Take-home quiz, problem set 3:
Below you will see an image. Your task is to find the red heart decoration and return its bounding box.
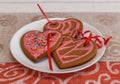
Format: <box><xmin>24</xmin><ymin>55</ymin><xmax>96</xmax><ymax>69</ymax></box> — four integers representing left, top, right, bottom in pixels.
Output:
<box><xmin>20</xmin><ymin>30</ymin><xmax>62</xmax><ymax>62</ymax></box>
<box><xmin>53</xmin><ymin>36</ymin><xmax>97</xmax><ymax>69</ymax></box>
<box><xmin>44</xmin><ymin>18</ymin><xmax>83</xmax><ymax>37</ymax></box>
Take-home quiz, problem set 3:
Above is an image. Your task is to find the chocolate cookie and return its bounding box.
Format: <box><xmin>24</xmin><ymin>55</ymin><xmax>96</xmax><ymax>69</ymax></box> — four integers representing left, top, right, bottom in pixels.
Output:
<box><xmin>44</xmin><ymin>18</ymin><xmax>83</xmax><ymax>37</ymax></box>
<box><xmin>52</xmin><ymin>36</ymin><xmax>97</xmax><ymax>69</ymax></box>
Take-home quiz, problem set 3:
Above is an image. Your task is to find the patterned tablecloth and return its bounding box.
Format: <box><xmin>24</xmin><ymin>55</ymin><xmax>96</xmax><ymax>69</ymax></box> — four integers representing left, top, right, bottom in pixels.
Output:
<box><xmin>0</xmin><ymin>13</ymin><xmax>120</xmax><ymax>84</ymax></box>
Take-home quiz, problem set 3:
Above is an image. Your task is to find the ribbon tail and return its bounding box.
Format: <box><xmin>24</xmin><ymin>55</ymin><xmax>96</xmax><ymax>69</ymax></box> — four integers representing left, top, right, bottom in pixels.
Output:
<box><xmin>47</xmin><ymin>34</ymin><xmax>53</xmax><ymax>71</ymax></box>
<box><xmin>104</xmin><ymin>36</ymin><xmax>112</xmax><ymax>45</ymax></box>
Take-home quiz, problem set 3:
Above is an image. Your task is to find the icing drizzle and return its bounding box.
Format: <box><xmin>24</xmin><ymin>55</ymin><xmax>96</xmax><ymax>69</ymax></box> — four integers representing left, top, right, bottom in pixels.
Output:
<box><xmin>55</xmin><ymin>36</ymin><xmax>95</xmax><ymax>63</ymax></box>
<box><xmin>45</xmin><ymin>18</ymin><xmax>83</xmax><ymax>37</ymax></box>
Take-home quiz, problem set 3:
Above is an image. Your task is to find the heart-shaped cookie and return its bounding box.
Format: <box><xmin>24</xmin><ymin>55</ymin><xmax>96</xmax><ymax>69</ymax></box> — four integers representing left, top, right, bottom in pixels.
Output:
<box><xmin>20</xmin><ymin>30</ymin><xmax>62</xmax><ymax>62</ymax></box>
<box><xmin>52</xmin><ymin>36</ymin><xmax>97</xmax><ymax>69</ymax></box>
<box><xmin>44</xmin><ymin>18</ymin><xmax>83</xmax><ymax>37</ymax></box>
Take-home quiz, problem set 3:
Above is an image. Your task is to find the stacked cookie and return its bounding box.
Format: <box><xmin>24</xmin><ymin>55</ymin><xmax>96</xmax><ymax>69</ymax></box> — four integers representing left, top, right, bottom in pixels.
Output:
<box><xmin>20</xmin><ymin>18</ymin><xmax>97</xmax><ymax>69</ymax></box>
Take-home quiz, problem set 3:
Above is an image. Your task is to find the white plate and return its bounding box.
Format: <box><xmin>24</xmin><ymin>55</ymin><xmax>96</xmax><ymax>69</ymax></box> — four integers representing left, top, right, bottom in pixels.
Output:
<box><xmin>10</xmin><ymin>18</ymin><xmax>106</xmax><ymax>74</ymax></box>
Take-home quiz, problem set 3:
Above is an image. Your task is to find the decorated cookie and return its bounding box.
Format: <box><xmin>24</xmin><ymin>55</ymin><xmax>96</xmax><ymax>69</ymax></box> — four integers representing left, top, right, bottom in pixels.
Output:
<box><xmin>52</xmin><ymin>36</ymin><xmax>97</xmax><ymax>69</ymax></box>
<box><xmin>20</xmin><ymin>30</ymin><xmax>62</xmax><ymax>62</ymax></box>
<box><xmin>44</xmin><ymin>18</ymin><xmax>83</xmax><ymax>37</ymax></box>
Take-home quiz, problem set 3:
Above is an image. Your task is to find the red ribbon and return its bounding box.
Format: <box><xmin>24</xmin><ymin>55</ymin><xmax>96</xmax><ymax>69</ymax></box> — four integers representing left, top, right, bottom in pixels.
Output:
<box><xmin>37</xmin><ymin>3</ymin><xmax>50</xmax><ymax>22</ymax></box>
<box><xmin>76</xmin><ymin>30</ymin><xmax>112</xmax><ymax>48</ymax></box>
<box><xmin>47</xmin><ymin>33</ymin><xmax>53</xmax><ymax>71</ymax></box>
<box><xmin>83</xmin><ymin>30</ymin><xmax>92</xmax><ymax>46</ymax></box>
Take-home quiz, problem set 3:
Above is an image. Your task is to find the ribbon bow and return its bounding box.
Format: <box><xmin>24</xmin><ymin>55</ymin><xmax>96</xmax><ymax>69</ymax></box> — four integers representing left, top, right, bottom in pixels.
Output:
<box><xmin>75</xmin><ymin>30</ymin><xmax>112</xmax><ymax>48</ymax></box>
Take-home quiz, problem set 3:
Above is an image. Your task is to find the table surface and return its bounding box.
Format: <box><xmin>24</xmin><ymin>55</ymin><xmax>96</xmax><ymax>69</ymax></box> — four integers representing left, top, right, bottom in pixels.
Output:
<box><xmin>0</xmin><ymin>13</ymin><xmax>120</xmax><ymax>84</ymax></box>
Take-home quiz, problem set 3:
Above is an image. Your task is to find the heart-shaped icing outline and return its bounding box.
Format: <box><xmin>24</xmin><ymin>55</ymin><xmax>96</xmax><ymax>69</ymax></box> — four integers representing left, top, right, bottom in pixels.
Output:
<box><xmin>20</xmin><ymin>30</ymin><xmax>62</xmax><ymax>62</ymax></box>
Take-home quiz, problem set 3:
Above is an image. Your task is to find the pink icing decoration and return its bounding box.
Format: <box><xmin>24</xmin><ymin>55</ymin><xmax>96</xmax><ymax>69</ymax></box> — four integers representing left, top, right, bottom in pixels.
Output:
<box><xmin>45</xmin><ymin>19</ymin><xmax>82</xmax><ymax>36</ymax></box>
<box><xmin>55</xmin><ymin>37</ymin><xmax>94</xmax><ymax>63</ymax></box>
<box><xmin>22</xmin><ymin>30</ymin><xmax>61</xmax><ymax>59</ymax></box>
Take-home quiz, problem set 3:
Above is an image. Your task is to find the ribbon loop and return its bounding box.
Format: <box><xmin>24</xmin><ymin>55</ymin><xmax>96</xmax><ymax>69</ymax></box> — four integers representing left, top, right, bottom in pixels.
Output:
<box><xmin>83</xmin><ymin>30</ymin><xmax>92</xmax><ymax>46</ymax></box>
<box><xmin>92</xmin><ymin>36</ymin><xmax>104</xmax><ymax>48</ymax></box>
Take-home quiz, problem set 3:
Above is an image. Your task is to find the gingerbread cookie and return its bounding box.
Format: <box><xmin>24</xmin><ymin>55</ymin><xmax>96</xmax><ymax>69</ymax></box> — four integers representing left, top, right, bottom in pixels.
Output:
<box><xmin>52</xmin><ymin>36</ymin><xmax>97</xmax><ymax>69</ymax></box>
<box><xmin>44</xmin><ymin>18</ymin><xmax>83</xmax><ymax>37</ymax></box>
<box><xmin>20</xmin><ymin>30</ymin><xmax>62</xmax><ymax>62</ymax></box>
